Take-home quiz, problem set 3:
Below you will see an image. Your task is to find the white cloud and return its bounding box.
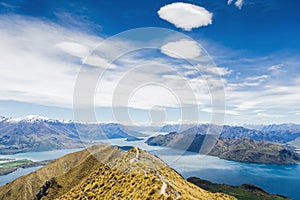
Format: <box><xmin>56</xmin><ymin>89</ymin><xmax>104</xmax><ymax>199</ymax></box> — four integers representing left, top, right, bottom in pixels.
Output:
<box><xmin>0</xmin><ymin>15</ymin><xmax>216</xmax><ymax>112</ymax></box>
<box><xmin>1</xmin><ymin>15</ymin><xmax>299</xmax><ymax>124</ymax></box>
<box><xmin>235</xmin><ymin>0</ymin><xmax>244</xmax><ymax>9</ymax></box>
<box><xmin>160</xmin><ymin>39</ymin><xmax>201</xmax><ymax>59</ymax></box>
<box><xmin>224</xmin><ymin>74</ymin><xmax>300</xmax><ymax>123</ymax></box>
<box><xmin>228</xmin><ymin>75</ymin><xmax>268</xmax><ymax>87</ymax></box>
<box><xmin>181</xmin><ymin>65</ymin><xmax>232</xmax><ymax>77</ymax></box>
<box><xmin>0</xmin><ymin>15</ymin><xmax>102</xmax><ymax>107</ymax></box>
<box><xmin>202</xmin><ymin>66</ymin><xmax>232</xmax><ymax>76</ymax></box>
<box><xmin>55</xmin><ymin>42</ymin><xmax>90</xmax><ymax>58</ymax></box>
<box><xmin>157</xmin><ymin>2</ymin><xmax>213</xmax><ymax>31</ymax></box>
<box><xmin>268</xmin><ymin>64</ymin><xmax>283</xmax><ymax>71</ymax></box>
<box><xmin>0</xmin><ymin>2</ymin><xmax>18</xmax><ymax>9</ymax></box>
<box><xmin>83</xmin><ymin>54</ymin><xmax>117</xmax><ymax>69</ymax></box>
<box><xmin>94</xmin><ymin>62</ymin><xmax>211</xmax><ymax>109</ymax></box>
<box><xmin>227</xmin><ymin>0</ymin><xmax>244</xmax><ymax>9</ymax></box>
<box><xmin>128</xmin><ymin>85</ymin><xmax>180</xmax><ymax>110</ymax></box>
<box><xmin>245</xmin><ymin>75</ymin><xmax>269</xmax><ymax>81</ymax></box>
<box><xmin>227</xmin><ymin>0</ymin><xmax>234</xmax><ymax>5</ymax></box>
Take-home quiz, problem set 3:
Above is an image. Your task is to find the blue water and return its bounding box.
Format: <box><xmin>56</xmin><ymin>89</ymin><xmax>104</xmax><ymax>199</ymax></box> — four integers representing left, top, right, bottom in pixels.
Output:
<box><xmin>0</xmin><ymin>148</ymin><xmax>83</xmax><ymax>186</ymax></box>
<box><xmin>0</xmin><ymin>139</ymin><xmax>299</xmax><ymax>199</ymax></box>
<box><xmin>0</xmin><ymin>148</ymin><xmax>83</xmax><ymax>161</ymax></box>
<box><xmin>0</xmin><ymin>166</ymin><xmax>42</xmax><ymax>186</ymax></box>
<box><xmin>152</xmin><ymin>149</ymin><xmax>300</xmax><ymax>200</ymax></box>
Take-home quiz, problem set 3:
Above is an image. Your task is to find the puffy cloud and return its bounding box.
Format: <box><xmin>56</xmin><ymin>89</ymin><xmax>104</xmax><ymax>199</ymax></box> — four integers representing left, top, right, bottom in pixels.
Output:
<box><xmin>157</xmin><ymin>2</ymin><xmax>213</xmax><ymax>31</ymax></box>
<box><xmin>160</xmin><ymin>39</ymin><xmax>201</xmax><ymax>59</ymax></box>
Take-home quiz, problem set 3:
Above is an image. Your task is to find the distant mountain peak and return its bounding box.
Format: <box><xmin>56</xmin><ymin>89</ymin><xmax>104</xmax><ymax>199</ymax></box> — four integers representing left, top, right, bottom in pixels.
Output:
<box><xmin>23</xmin><ymin>115</ymin><xmax>49</xmax><ymax>121</ymax></box>
<box><xmin>4</xmin><ymin>115</ymin><xmax>64</xmax><ymax>124</ymax></box>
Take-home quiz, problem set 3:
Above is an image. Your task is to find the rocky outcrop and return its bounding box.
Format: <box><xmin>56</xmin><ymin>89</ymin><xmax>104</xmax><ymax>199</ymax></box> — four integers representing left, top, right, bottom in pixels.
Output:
<box><xmin>34</xmin><ymin>178</ymin><xmax>55</xmax><ymax>200</ymax></box>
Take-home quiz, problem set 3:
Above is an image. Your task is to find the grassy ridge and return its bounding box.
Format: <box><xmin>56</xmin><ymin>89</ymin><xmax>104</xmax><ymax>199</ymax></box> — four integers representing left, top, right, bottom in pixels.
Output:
<box><xmin>55</xmin><ymin>147</ymin><xmax>235</xmax><ymax>200</ymax></box>
<box><xmin>0</xmin><ymin>145</ymin><xmax>236</xmax><ymax>200</ymax></box>
<box><xmin>0</xmin><ymin>148</ymin><xmax>93</xmax><ymax>200</ymax></box>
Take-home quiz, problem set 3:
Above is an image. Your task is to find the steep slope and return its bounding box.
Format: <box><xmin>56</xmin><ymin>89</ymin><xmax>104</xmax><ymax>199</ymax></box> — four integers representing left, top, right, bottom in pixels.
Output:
<box><xmin>54</xmin><ymin>147</ymin><xmax>235</xmax><ymax>200</ymax></box>
<box><xmin>36</xmin><ymin>145</ymin><xmax>124</xmax><ymax>200</ymax></box>
<box><xmin>0</xmin><ymin>145</ymin><xmax>123</xmax><ymax>200</ymax></box>
<box><xmin>187</xmin><ymin>177</ymin><xmax>290</xmax><ymax>200</ymax></box>
<box><xmin>146</xmin><ymin>133</ymin><xmax>300</xmax><ymax>164</ymax></box>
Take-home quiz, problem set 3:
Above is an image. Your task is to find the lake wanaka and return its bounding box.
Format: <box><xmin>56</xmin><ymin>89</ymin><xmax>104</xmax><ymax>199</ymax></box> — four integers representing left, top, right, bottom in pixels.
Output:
<box><xmin>0</xmin><ymin>139</ymin><xmax>299</xmax><ymax>199</ymax></box>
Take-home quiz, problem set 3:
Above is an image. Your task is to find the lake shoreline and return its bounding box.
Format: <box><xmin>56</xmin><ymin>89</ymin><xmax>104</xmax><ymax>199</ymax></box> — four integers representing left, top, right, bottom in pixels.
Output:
<box><xmin>0</xmin><ymin>140</ymin><xmax>299</xmax><ymax>199</ymax></box>
<box><xmin>0</xmin><ymin>159</ymin><xmax>52</xmax><ymax>176</ymax></box>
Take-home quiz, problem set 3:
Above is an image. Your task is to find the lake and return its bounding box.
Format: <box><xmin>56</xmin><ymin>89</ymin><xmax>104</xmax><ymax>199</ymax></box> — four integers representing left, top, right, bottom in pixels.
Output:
<box><xmin>0</xmin><ymin>138</ymin><xmax>299</xmax><ymax>199</ymax></box>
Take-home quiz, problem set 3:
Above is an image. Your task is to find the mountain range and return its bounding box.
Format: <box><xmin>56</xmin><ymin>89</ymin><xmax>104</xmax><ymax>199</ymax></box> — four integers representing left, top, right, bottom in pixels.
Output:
<box><xmin>1</xmin><ymin>115</ymin><xmax>300</xmax><ymax>156</ymax></box>
<box><xmin>146</xmin><ymin>132</ymin><xmax>300</xmax><ymax>164</ymax></box>
<box><xmin>159</xmin><ymin>123</ymin><xmax>300</xmax><ymax>144</ymax></box>
<box><xmin>0</xmin><ymin>115</ymin><xmax>145</xmax><ymax>154</ymax></box>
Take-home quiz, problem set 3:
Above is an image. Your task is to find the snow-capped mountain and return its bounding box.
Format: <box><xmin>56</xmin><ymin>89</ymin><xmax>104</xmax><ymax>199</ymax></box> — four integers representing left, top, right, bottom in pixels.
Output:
<box><xmin>3</xmin><ymin>115</ymin><xmax>69</xmax><ymax>124</ymax></box>
<box><xmin>0</xmin><ymin>115</ymin><xmax>144</xmax><ymax>154</ymax></box>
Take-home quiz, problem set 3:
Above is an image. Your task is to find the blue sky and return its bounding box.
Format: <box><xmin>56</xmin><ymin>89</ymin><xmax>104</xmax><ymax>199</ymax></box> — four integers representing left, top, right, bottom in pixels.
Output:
<box><xmin>0</xmin><ymin>0</ymin><xmax>299</xmax><ymax>125</ymax></box>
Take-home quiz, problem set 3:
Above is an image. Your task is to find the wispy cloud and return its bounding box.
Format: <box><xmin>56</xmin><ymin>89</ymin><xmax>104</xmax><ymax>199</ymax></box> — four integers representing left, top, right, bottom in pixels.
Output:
<box><xmin>0</xmin><ymin>15</ymin><xmax>101</xmax><ymax>107</ymax></box>
<box><xmin>268</xmin><ymin>64</ymin><xmax>283</xmax><ymax>71</ymax></box>
<box><xmin>227</xmin><ymin>0</ymin><xmax>244</xmax><ymax>9</ymax></box>
<box><xmin>1</xmin><ymin>14</ymin><xmax>299</xmax><ymax>124</ymax></box>
<box><xmin>0</xmin><ymin>2</ymin><xmax>19</xmax><ymax>9</ymax></box>
<box><xmin>202</xmin><ymin>66</ymin><xmax>232</xmax><ymax>76</ymax></box>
